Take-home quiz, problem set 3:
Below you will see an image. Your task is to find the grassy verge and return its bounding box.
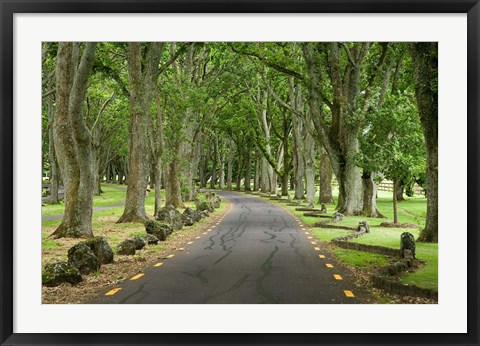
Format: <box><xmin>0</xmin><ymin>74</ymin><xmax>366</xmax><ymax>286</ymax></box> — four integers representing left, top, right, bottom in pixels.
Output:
<box><xmin>42</xmin><ymin>183</ymin><xmax>133</xmax><ymax>217</ymax></box>
<box><xmin>263</xmin><ymin>189</ymin><xmax>437</xmax><ymax>294</ymax></box>
<box><xmin>42</xmin><ymin>185</ymin><xmax>229</xmax><ymax>303</ymax></box>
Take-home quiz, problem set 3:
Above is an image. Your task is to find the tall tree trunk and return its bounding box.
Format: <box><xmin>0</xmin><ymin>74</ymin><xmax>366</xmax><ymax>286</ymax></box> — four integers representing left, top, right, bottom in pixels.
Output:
<box><xmin>47</xmin><ymin>93</ymin><xmax>60</xmax><ymax>204</ymax></box>
<box><xmin>118</xmin><ymin>42</ymin><xmax>164</xmax><ymax>223</ymax></box>
<box><xmin>318</xmin><ymin>146</ymin><xmax>334</xmax><ymax>204</ymax></box>
<box><xmin>393</xmin><ymin>177</ymin><xmax>399</xmax><ymax>224</ymax></box>
<box><xmin>210</xmin><ymin>138</ymin><xmax>218</xmax><ymax>189</ymax></box>
<box><xmin>51</xmin><ymin>42</ymin><xmax>96</xmax><ymax>239</ymax></box>
<box><xmin>303</xmin><ymin>42</ymin><xmax>388</xmax><ymax>215</ymax></box>
<box><xmin>334</xmin><ymin>135</ymin><xmax>364</xmax><ymax>215</ymax></box>
<box><xmin>219</xmin><ymin>143</ymin><xmax>225</xmax><ymax>190</ymax></box>
<box><xmin>260</xmin><ymin>157</ymin><xmax>269</xmax><ymax>193</ymax></box>
<box><xmin>199</xmin><ymin>145</ymin><xmax>207</xmax><ymax>188</ymax></box>
<box><xmin>410</xmin><ymin>43</ymin><xmax>438</xmax><ymax>242</ymax></box>
<box><xmin>395</xmin><ymin>179</ymin><xmax>405</xmax><ymax>202</ymax></box>
<box><xmin>236</xmin><ymin>149</ymin><xmax>244</xmax><ymax>191</ymax></box>
<box><xmin>362</xmin><ymin>172</ymin><xmax>384</xmax><ymax>217</ymax></box>
<box><xmin>253</xmin><ymin>150</ymin><xmax>260</xmax><ymax>192</ymax></box>
<box><xmin>226</xmin><ymin>141</ymin><xmax>233</xmax><ymax>190</ymax></box>
<box><xmin>304</xmin><ymin>133</ymin><xmax>316</xmax><ymax>204</ymax></box>
<box><xmin>153</xmin><ymin>155</ymin><xmax>162</xmax><ymax>216</ymax></box>
<box><xmin>244</xmin><ymin>147</ymin><xmax>252</xmax><ymax>191</ymax></box>
<box><xmin>165</xmin><ymin>139</ymin><xmax>183</xmax><ymax>207</ymax></box>
<box><xmin>281</xmin><ymin>132</ymin><xmax>290</xmax><ymax>196</ymax></box>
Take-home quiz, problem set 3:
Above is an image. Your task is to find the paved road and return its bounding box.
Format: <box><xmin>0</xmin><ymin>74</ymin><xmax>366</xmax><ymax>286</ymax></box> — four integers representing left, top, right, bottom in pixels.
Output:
<box><xmin>92</xmin><ymin>191</ymin><xmax>367</xmax><ymax>304</ymax></box>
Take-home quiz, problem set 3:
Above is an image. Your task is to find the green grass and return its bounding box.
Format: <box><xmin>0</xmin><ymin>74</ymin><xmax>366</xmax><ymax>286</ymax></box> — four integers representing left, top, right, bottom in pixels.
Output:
<box><xmin>42</xmin><ymin>184</ymin><xmax>128</xmax><ymax>216</ymax></box>
<box><xmin>331</xmin><ymin>248</ymin><xmax>391</xmax><ymax>269</ymax></box>
<box><xmin>311</xmin><ymin>228</ymin><xmax>351</xmax><ymax>242</ymax></box>
<box><xmin>400</xmin><ymin>242</ymin><xmax>438</xmax><ymax>290</ymax></box>
<box><xmin>349</xmin><ymin>228</ymin><xmax>438</xmax><ymax>291</ymax></box>
<box><xmin>42</xmin><ymin>232</ymin><xmax>60</xmax><ymax>249</ymax></box>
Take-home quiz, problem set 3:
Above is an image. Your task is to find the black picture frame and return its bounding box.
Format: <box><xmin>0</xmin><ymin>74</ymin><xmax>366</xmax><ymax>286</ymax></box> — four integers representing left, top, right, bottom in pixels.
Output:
<box><xmin>1</xmin><ymin>1</ymin><xmax>479</xmax><ymax>345</ymax></box>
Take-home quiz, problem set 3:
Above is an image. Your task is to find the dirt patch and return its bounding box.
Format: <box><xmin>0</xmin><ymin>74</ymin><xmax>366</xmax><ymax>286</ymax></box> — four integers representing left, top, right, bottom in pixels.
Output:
<box><xmin>42</xmin><ymin>201</ymin><xmax>232</xmax><ymax>304</ymax></box>
<box><xmin>379</xmin><ymin>222</ymin><xmax>418</xmax><ymax>228</ymax></box>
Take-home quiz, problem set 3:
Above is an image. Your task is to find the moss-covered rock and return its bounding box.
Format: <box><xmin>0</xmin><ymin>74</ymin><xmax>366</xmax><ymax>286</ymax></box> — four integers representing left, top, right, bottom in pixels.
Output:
<box><xmin>81</xmin><ymin>236</ymin><xmax>114</xmax><ymax>264</ymax></box>
<box><xmin>155</xmin><ymin>205</ymin><xmax>183</xmax><ymax>231</ymax></box>
<box><xmin>117</xmin><ymin>240</ymin><xmax>136</xmax><ymax>255</ymax></box>
<box><xmin>132</xmin><ymin>236</ymin><xmax>146</xmax><ymax>250</ymax></box>
<box><xmin>67</xmin><ymin>243</ymin><xmax>100</xmax><ymax>275</ymax></box>
<box><xmin>182</xmin><ymin>207</ymin><xmax>199</xmax><ymax>226</ymax></box>
<box><xmin>195</xmin><ymin>200</ymin><xmax>214</xmax><ymax>213</ymax></box>
<box><xmin>144</xmin><ymin>234</ymin><xmax>159</xmax><ymax>245</ymax></box>
<box><xmin>42</xmin><ymin>262</ymin><xmax>82</xmax><ymax>287</ymax></box>
<box><xmin>145</xmin><ymin>220</ymin><xmax>172</xmax><ymax>241</ymax></box>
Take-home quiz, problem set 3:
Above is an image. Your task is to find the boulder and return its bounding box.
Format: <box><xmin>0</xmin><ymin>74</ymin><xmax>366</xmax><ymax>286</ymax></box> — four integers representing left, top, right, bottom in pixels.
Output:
<box><xmin>198</xmin><ymin>210</ymin><xmax>209</xmax><ymax>219</ymax></box>
<box><xmin>320</xmin><ymin>203</ymin><xmax>327</xmax><ymax>213</ymax></box>
<box><xmin>145</xmin><ymin>220</ymin><xmax>172</xmax><ymax>241</ymax></box>
<box><xmin>144</xmin><ymin>234</ymin><xmax>159</xmax><ymax>245</ymax></box>
<box><xmin>182</xmin><ymin>207</ymin><xmax>199</xmax><ymax>226</ymax></box>
<box><xmin>155</xmin><ymin>205</ymin><xmax>183</xmax><ymax>230</ymax></box>
<box><xmin>132</xmin><ymin>236</ymin><xmax>146</xmax><ymax>250</ymax></box>
<box><xmin>67</xmin><ymin>243</ymin><xmax>100</xmax><ymax>275</ymax></box>
<box><xmin>332</xmin><ymin>212</ymin><xmax>344</xmax><ymax>223</ymax></box>
<box><xmin>205</xmin><ymin>192</ymin><xmax>222</xmax><ymax>209</ymax></box>
<box><xmin>357</xmin><ymin>220</ymin><xmax>370</xmax><ymax>233</ymax></box>
<box><xmin>196</xmin><ymin>200</ymin><xmax>214</xmax><ymax>213</ymax></box>
<box><xmin>81</xmin><ymin>236</ymin><xmax>114</xmax><ymax>264</ymax></box>
<box><xmin>116</xmin><ymin>240</ymin><xmax>136</xmax><ymax>256</ymax></box>
<box><xmin>42</xmin><ymin>262</ymin><xmax>82</xmax><ymax>287</ymax></box>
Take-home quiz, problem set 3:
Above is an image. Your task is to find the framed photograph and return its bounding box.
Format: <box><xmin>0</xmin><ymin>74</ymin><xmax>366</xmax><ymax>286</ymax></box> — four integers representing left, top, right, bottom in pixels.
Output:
<box><xmin>1</xmin><ymin>0</ymin><xmax>478</xmax><ymax>345</ymax></box>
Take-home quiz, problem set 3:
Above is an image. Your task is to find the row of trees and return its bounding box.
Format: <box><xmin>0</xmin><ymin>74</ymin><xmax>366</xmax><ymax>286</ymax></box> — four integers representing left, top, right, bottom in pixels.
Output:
<box><xmin>42</xmin><ymin>42</ymin><xmax>438</xmax><ymax>242</ymax></box>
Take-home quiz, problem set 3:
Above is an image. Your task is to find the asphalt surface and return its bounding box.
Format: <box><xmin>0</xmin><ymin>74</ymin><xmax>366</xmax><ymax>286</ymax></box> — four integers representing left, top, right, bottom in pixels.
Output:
<box><xmin>91</xmin><ymin>191</ymin><xmax>368</xmax><ymax>304</ymax></box>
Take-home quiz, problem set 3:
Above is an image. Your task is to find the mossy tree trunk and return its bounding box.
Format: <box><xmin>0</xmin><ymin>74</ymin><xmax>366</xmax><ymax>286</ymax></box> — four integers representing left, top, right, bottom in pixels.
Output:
<box><xmin>362</xmin><ymin>171</ymin><xmax>384</xmax><ymax>218</ymax></box>
<box><xmin>51</xmin><ymin>42</ymin><xmax>97</xmax><ymax>239</ymax></box>
<box><xmin>318</xmin><ymin>146</ymin><xmax>334</xmax><ymax>204</ymax></box>
<box><xmin>118</xmin><ymin>42</ymin><xmax>164</xmax><ymax>223</ymax></box>
<box><xmin>303</xmin><ymin>42</ymin><xmax>389</xmax><ymax>215</ymax></box>
<box><xmin>410</xmin><ymin>43</ymin><xmax>438</xmax><ymax>242</ymax></box>
<box><xmin>46</xmin><ymin>92</ymin><xmax>60</xmax><ymax>204</ymax></box>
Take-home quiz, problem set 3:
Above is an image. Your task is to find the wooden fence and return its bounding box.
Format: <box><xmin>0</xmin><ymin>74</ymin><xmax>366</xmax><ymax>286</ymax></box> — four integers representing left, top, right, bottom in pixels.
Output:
<box><xmin>332</xmin><ymin>180</ymin><xmax>425</xmax><ymax>196</ymax></box>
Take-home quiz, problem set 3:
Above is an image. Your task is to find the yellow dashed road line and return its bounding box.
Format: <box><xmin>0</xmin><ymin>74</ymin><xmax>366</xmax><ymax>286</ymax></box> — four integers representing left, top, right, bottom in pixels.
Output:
<box><xmin>167</xmin><ymin>254</ymin><xmax>175</xmax><ymax>258</ymax></box>
<box><xmin>334</xmin><ymin>274</ymin><xmax>343</xmax><ymax>280</ymax></box>
<box><xmin>326</xmin><ymin>263</ymin><xmax>334</xmax><ymax>268</ymax></box>
<box><xmin>344</xmin><ymin>290</ymin><xmax>355</xmax><ymax>297</ymax></box>
<box><xmin>308</xmin><ymin>236</ymin><xmax>313</xmax><ymax>239</ymax></box>
<box><xmin>178</xmin><ymin>247</ymin><xmax>185</xmax><ymax>251</ymax></box>
<box><xmin>130</xmin><ymin>273</ymin><xmax>144</xmax><ymax>281</ymax></box>
<box><xmin>311</xmin><ymin>241</ymin><xmax>317</xmax><ymax>245</ymax></box>
<box><xmin>202</xmin><ymin>232</ymin><xmax>207</xmax><ymax>235</ymax></box>
<box><xmin>154</xmin><ymin>262</ymin><xmax>163</xmax><ymax>267</ymax></box>
<box><xmin>195</xmin><ymin>236</ymin><xmax>201</xmax><ymax>239</ymax></box>
<box><xmin>319</xmin><ymin>254</ymin><xmax>325</xmax><ymax>258</ymax></box>
<box><xmin>105</xmin><ymin>288</ymin><xmax>122</xmax><ymax>296</ymax></box>
<box><xmin>314</xmin><ymin>247</ymin><xmax>320</xmax><ymax>251</ymax></box>
<box><xmin>187</xmin><ymin>241</ymin><xmax>193</xmax><ymax>245</ymax></box>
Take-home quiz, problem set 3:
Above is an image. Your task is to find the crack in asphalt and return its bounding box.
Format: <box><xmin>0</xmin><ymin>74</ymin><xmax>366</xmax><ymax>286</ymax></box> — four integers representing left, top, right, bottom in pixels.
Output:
<box><xmin>256</xmin><ymin>245</ymin><xmax>280</xmax><ymax>304</ymax></box>
<box><xmin>182</xmin><ymin>268</ymin><xmax>208</xmax><ymax>284</ymax></box>
<box><xmin>202</xmin><ymin>274</ymin><xmax>251</xmax><ymax>303</ymax></box>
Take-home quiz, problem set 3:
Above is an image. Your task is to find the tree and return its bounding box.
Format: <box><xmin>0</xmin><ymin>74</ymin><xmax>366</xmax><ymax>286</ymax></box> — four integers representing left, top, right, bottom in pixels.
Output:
<box><xmin>118</xmin><ymin>42</ymin><xmax>164</xmax><ymax>223</ymax></box>
<box><xmin>50</xmin><ymin>42</ymin><xmax>97</xmax><ymax>238</ymax></box>
<box><xmin>360</xmin><ymin>90</ymin><xmax>426</xmax><ymax>223</ymax></box>
<box><xmin>409</xmin><ymin>43</ymin><xmax>438</xmax><ymax>242</ymax></box>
